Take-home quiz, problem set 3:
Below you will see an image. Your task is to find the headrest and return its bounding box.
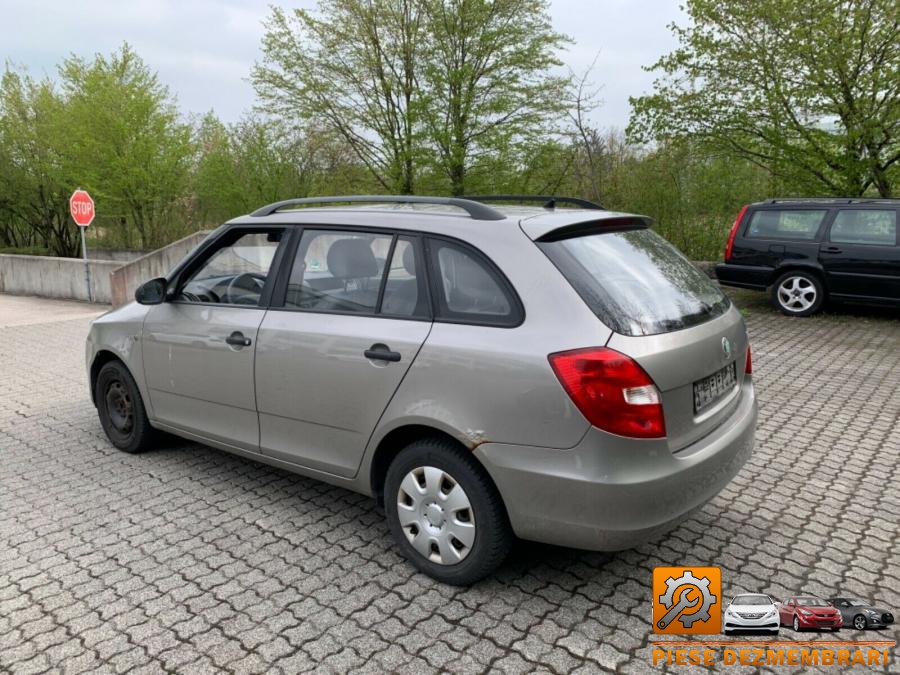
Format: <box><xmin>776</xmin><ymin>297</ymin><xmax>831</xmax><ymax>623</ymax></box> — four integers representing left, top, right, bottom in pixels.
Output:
<box><xmin>402</xmin><ymin>244</ymin><xmax>416</xmax><ymax>275</ymax></box>
<box><xmin>327</xmin><ymin>238</ymin><xmax>378</xmax><ymax>279</ymax></box>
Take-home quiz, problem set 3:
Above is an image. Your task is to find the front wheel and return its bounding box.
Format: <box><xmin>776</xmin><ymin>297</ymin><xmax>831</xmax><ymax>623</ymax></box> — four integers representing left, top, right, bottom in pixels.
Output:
<box><xmin>95</xmin><ymin>360</ymin><xmax>155</xmax><ymax>453</ymax></box>
<box><xmin>384</xmin><ymin>437</ymin><xmax>513</xmax><ymax>585</ymax></box>
<box><xmin>793</xmin><ymin>615</ymin><xmax>801</xmax><ymax>632</ymax></box>
<box><xmin>772</xmin><ymin>271</ymin><xmax>825</xmax><ymax>316</ymax></box>
<box><xmin>853</xmin><ymin>615</ymin><xmax>867</xmax><ymax>630</ymax></box>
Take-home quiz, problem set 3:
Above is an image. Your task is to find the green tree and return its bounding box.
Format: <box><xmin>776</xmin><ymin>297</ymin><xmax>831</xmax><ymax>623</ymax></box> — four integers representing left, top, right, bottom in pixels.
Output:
<box><xmin>0</xmin><ymin>69</ymin><xmax>76</xmax><ymax>256</ymax></box>
<box><xmin>252</xmin><ymin>0</ymin><xmax>571</xmax><ymax>196</ymax></box>
<box><xmin>629</xmin><ymin>0</ymin><xmax>900</xmax><ymax>197</ymax></box>
<box><xmin>58</xmin><ymin>43</ymin><xmax>193</xmax><ymax>248</ymax></box>
<box><xmin>253</xmin><ymin>1</ymin><xmax>425</xmax><ymax>194</ymax></box>
<box><xmin>419</xmin><ymin>0</ymin><xmax>570</xmax><ymax>195</ymax></box>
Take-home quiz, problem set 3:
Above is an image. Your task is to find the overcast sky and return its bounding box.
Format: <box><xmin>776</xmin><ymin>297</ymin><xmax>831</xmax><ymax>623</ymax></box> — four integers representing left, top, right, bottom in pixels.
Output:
<box><xmin>3</xmin><ymin>0</ymin><xmax>685</xmax><ymax>130</ymax></box>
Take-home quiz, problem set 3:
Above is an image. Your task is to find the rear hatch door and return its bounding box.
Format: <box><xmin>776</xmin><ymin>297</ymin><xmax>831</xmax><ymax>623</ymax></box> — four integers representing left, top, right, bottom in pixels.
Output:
<box><xmin>533</xmin><ymin>221</ymin><xmax>749</xmax><ymax>451</ymax></box>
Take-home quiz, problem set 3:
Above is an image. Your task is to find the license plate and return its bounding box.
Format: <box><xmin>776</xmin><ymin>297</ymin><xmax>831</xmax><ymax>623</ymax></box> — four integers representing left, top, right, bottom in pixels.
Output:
<box><xmin>693</xmin><ymin>362</ymin><xmax>737</xmax><ymax>413</ymax></box>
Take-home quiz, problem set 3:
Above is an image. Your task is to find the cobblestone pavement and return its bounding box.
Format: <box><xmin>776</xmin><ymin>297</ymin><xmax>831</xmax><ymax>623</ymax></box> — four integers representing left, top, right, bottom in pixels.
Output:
<box><xmin>1</xmin><ymin>292</ymin><xmax>898</xmax><ymax>674</ymax></box>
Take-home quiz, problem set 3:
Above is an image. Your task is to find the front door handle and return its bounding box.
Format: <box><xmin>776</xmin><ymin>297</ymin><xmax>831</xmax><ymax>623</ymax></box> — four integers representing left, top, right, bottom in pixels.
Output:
<box><xmin>822</xmin><ymin>246</ymin><xmax>842</xmax><ymax>254</ymax></box>
<box><xmin>225</xmin><ymin>331</ymin><xmax>251</xmax><ymax>347</ymax></box>
<box><xmin>364</xmin><ymin>343</ymin><xmax>401</xmax><ymax>362</ymax></box>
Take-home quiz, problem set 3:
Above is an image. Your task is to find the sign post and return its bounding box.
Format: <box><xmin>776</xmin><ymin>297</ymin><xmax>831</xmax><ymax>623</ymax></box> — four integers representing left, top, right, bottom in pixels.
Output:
<box><xmin>69</xmin><ymin>189</ymin><xmax>95</xmax><ymax>302</ymax></box>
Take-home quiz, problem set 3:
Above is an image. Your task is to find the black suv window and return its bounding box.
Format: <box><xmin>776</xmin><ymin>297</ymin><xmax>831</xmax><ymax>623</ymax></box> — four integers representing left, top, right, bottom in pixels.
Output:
<box><xmin>427</xmin><ymin>239</ymin><xmax>520</xmax><ymax>326</ymax></box>
<box><xmin>830</xmin><ymin>209</ymin><xmax>897</xmax><ymax>246</ymax></box>
<box><xmin>745</xmin><ymin>209</ymin><xmax>827</xmax><ymax>240</ymax></box>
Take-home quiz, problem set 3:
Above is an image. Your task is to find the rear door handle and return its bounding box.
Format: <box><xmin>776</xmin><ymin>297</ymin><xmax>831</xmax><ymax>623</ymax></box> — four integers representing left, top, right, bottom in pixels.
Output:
<box><xmin>823</xmin><ymin>246</ymin><xmax>842</xmax><ymax>253</ymax></box>
<box><xmin>225</xmin><ymin>331</ymin><xmax>252</xmax><ymax>347</ymax></box>
<box><xmin>364</xmin><ymin>344</ymin><xmax>401</xmax><ymax>362</ymax></box>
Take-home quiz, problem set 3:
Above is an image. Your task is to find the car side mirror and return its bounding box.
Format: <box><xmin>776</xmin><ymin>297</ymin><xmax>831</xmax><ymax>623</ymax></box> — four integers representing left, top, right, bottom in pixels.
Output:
<box><xmin>135</xmin><ymin>277</ymin><xmax>167</xmax><ymax>305</ymax></box>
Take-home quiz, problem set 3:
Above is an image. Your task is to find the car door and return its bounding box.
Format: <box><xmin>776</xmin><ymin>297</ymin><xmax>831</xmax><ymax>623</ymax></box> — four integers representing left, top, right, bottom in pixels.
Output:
<box><xmin>142</xmin><ymin>227</ymin><xmax>288</xmax><ymax>451</ymax></box>
<box><xmin>819</xmin><ymin>207</ymin><xmax>900</xmax><ymax>301</ymax></box>
<box><xmin>254</xmin><ymin>229</ymin><xmax>432</xmax><ymax>477</ymax></box>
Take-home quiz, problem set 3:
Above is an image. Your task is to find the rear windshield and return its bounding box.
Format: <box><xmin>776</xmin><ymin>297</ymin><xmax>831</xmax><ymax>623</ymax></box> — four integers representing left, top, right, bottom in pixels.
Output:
<box><xmin>539</xmin><ymin>229</ymin><xmax>730</xmax><ymax>336</ymax></box>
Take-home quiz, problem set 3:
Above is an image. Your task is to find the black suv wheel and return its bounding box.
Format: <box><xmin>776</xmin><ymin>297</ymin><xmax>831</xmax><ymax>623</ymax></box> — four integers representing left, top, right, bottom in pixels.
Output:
<box><xmin>772</xmin><ymin>271</ymin><xmax>825</xmax><ymax>317</ymax></box>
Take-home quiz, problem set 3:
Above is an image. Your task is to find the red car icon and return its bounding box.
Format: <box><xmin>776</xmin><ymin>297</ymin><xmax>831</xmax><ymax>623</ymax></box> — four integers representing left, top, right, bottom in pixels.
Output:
<box><xmin>778</xmin><ymin>596</ymin><xmax>843</xmax><ymax>631</ymax></box>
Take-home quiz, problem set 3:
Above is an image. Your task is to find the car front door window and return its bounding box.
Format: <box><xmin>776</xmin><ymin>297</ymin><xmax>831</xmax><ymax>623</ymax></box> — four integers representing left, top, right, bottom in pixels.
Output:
<box><xmin>179</xmin><ymin>230</ymin><xmax>284</xmax><ymax>305</ymax></box>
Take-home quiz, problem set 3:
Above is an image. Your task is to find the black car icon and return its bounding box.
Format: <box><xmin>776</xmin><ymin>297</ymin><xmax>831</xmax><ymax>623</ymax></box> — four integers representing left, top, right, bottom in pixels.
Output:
<box><xmin>827</xmin><ymin>598</ymin><xmax>895</xmax><ymax>630</ymax></box>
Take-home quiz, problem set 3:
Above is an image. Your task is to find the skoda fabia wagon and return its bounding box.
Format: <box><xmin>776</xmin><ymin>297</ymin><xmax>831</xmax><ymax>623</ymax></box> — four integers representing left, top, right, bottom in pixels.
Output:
<box><xmin>87</xmin><ymin>195</ymin><xmax>757</xmax><ymax>584</ymax></box>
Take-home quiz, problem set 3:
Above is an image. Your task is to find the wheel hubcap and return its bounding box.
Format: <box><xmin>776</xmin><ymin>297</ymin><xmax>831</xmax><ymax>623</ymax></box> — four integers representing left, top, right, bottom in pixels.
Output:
<box><xmin>855</xmin><ymin>616</ymin><xmax>865</xmax><ymax>629</ymax></box>
<box><xmin>778</xmin><ymin>276</ymin><xmax>817</xmax><ymax>311</ymax></box>
<box><xmin>105</xmin><ymin>381</ymin><xmax>134</xmax><ymax>434</ymax></box>
<box><xmin>396</xmin><ymin>466</ymin><xmax>475</xmax><ymax>565</ymax></box>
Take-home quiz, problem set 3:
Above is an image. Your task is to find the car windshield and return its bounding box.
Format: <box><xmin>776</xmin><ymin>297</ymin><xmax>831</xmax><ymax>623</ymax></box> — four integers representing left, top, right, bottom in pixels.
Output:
<box><xmin>733</xmin><ymin>595</ymin><xmax>770</xmax><ymax>606</ymax></box>
<box><xmin>538</xmin><ymin>229</ymin><xmax>731</xmax><ymax>336</ymax></box>
<box><xmin>796</xmin><ymin>597</ymin><xmax>829</xmax><ymax>607</ymax></box>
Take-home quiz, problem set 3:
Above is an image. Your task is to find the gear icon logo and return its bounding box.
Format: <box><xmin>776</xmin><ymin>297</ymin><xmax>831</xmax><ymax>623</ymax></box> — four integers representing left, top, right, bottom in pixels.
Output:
<box><xmin>652</xmin><ymin>566</ymin><xmax>722</xmax><ymax>634</ymax></box>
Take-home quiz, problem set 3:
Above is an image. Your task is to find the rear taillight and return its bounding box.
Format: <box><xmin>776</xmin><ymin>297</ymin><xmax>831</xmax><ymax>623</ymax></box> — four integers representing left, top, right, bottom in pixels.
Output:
<box><xmin>745</xmin><ymin>345</ymin><xmax>752</xmax><ymax>374</ymax></box>
<box><xmin>724</xmin><ymin>205</ymin><xmax>749</xmax><ymax>261</ymax></box>
<box><xmin>548</xmin><ymin>347</ymin><xmax>666</xmax><ymax>439</ymax></box>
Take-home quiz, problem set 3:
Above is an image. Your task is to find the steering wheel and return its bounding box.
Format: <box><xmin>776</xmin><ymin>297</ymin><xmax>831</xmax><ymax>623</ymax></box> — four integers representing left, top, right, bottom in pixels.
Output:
<box><xmin>224</xmin><ymin>272</ymin><xmax>267</xmax><ymax>305</ymax></box>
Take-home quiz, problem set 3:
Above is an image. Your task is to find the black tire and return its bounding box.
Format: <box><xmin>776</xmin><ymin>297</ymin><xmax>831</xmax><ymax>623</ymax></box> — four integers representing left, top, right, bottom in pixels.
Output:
<box><xmin>771</xmin><ymin>270</ymin><xmax>825</xmax><ymax>317</ymax></box>
<box><xmin>852</xmin><ymin>614</ymin><xmax>867</xmax><ymax>631</ymax></box>
<box><xmin>384</xmin><ymin>437</ymin><xmax>513</xmax><ymax>585</ymax></box>
<box><xmin>95</xmin><ymin>360</ymin><xmax>155</xmax><ymax>453</ymax></box>
<box><xmin>793</xmin><ymin>615</ymin><xmax>801</xmax><ymax>632</ymax></box>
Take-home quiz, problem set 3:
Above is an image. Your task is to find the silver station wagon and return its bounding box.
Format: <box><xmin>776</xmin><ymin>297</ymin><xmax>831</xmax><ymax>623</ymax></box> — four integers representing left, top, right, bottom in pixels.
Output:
<box><xmin>87</xmin><ymin>195</ymin><xmax>757</xmax><ymax>584</ymax></box>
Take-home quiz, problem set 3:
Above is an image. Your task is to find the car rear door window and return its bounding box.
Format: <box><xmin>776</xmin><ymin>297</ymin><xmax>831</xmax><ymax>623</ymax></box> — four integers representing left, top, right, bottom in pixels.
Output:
<box><xmin>285</xmin><ymin>230</ymin><xmax>391</xmax><ymax>313</ymax></box>
<box><xmin>379</xmin><ymin>237</ymin><xmax>430</xmax><ymax>319</ymax></box>
<box><xmin>427</xmin><ymin>239</ymin><xmax>520</xmax><ymax>326</ymax></box>
<box><xmin>829</xmin><ymin>209</ymin><xmax>897</xmax><ymax>246</ymax></box>
<box><xmin>538</xmin><ymin>229</ymin><xmax>730</xmax><ymax>336</ymax></box>
<box><xmin>745</xmin><ymin>209</ymin><xmax>827</xmax><ymax>240</ymax></box>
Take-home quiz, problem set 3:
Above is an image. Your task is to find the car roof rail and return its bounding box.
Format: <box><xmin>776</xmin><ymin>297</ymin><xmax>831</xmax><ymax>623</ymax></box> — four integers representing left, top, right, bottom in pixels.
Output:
<box><xmin>463</xmin><ymin>194</ymin><xmax>605</xmax><ymax>210</ymax></box>
<box><xmin>766</xmin><ymin>197</ymin><xmax>900</xmax><ymax>205</ymax></box>
<box><xmin>249</xmin><ymin>195</ymin><xmax>506</xmax><ymax>221</ymax></box>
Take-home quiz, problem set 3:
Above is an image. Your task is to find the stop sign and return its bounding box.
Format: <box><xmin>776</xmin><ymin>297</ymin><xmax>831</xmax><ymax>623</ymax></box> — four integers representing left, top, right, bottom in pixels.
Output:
<box><xmin>69</xmin><ymin>189</ymin><xmax>95</xmax><ymax>227</ymax></box>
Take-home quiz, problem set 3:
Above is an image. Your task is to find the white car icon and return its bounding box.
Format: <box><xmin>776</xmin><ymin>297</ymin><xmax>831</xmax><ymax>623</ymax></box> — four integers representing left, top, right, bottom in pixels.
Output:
<box><xmin>723</xmin><ymin>593</ymin><xmax>780</xmax><ymax>635</ymax></box>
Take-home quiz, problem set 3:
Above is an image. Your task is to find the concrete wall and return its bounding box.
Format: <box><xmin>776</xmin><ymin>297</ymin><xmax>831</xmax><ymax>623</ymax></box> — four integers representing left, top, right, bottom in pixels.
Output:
<box><xmin>87</xmin><ymin>248</ymin><xmax>149</xmax><ymax>262</ymax></box>
<box><xmin>109</xmin><ymin>231</ymin><xmax>212</xmax><ymax>307</ymax></box>
<box><xmin>0</xmin><ymin>254</ymin><xmax>120</xmax><ymax>304</ymax></box>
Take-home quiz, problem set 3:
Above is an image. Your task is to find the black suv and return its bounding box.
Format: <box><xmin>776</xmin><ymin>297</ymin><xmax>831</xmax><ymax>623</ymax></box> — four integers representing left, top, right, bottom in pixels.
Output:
<box><xmin>716</xmin><ymin>198</ymin><xmax>900</xmax><ymax>316</ymax></box>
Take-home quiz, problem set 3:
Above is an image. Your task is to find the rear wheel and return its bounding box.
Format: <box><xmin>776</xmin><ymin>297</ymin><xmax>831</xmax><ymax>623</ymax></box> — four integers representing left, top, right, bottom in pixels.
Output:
<box><xmin>772</xmin><ymin>271</ymin><xmax>825</xmax><ymax>316</ymax></box>
<box><xmin>384</xmin><ymin>437</ymin><xmax>513</xmax><ymax>585</ymax></box>
<box><xmin>95</xmin><ymin>360</ymin><xmax>155</xmax><ymax>453</ymax></box>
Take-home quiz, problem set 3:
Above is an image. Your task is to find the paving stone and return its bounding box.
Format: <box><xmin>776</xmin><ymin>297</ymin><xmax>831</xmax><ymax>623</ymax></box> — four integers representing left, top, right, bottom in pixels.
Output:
<box><xmin>0</xmin><ymin>292</ymin><xmax>898</xmax><ymax>674</ymax></box>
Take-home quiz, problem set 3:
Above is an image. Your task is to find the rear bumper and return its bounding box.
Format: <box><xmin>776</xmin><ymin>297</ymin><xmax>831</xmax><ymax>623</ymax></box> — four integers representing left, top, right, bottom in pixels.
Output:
<box><xmin>715</xmin><ymin>263</ymin><xmax>772</xmax><ymax>290</ymax></box>
<box><xmin>475</xmin><ymin>381</ymin><xmax>757</xmax><ymax>551</ymax></box>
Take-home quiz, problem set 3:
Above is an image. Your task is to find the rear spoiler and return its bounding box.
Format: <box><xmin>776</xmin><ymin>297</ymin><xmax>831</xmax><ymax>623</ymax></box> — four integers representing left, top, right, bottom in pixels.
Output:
<box><xmin>519</xmin><ymin>211</ymin><xmax>652</xmax><ymax>242</ymax></box>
